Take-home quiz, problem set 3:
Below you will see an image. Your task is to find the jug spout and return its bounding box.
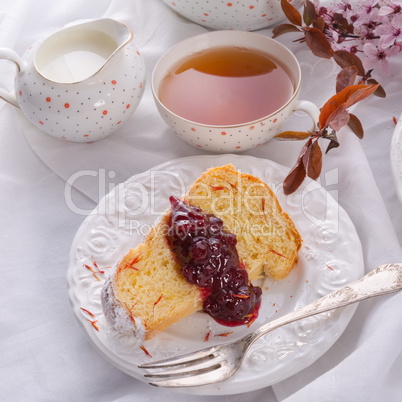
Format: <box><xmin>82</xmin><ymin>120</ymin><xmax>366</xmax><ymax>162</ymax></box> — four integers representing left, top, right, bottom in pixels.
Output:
<box><xmin>34</xmin><ymin>18</ymin><xmax>133</xmax><ymax>84</ymax></box>
<box><xmin>87</xmin><ymin>18</ymin><xmax>133</xmax><ymax>49</ymax></box>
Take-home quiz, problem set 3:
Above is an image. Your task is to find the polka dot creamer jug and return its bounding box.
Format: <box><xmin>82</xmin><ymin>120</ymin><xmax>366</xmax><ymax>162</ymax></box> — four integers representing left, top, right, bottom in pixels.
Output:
<box><xmin>0</xmin><ymin>18</ymin><xmax>146</xmax><ymax>142</ymax></box>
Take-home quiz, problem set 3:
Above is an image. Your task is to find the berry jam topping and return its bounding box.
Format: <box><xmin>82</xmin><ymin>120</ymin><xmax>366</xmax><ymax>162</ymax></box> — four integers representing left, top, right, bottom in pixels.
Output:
<box><xmin>166</xmin><ymin>196</ymin><xmax>261</xmax><ymax>327</ymax></box>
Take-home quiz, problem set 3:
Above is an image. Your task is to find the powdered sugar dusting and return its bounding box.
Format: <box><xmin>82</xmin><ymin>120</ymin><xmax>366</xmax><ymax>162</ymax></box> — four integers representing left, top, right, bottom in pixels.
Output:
<box><xmin>101</xmin><ymin>275</ymin><xmax>146</xmax><ymax>340</ymax></box>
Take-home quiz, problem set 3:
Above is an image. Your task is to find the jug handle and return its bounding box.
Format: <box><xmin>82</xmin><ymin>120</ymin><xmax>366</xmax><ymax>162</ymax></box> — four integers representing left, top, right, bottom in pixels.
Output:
<box><xmin>0</xmin><ymin>48</ymin><xmax>22</xmax><ymax>108</ymax></box>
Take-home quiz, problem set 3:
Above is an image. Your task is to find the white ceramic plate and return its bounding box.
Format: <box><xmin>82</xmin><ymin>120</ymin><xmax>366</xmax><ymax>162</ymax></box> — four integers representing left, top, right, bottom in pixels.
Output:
<box><xmin>391</xmin><ymin>112</ymin><xmax>402</xmax><ymax>204</ymax></box>
<box><xmin>67</xmin><ymin>154</ymin><xmax>364</xmax><ymax>395</ymax></box>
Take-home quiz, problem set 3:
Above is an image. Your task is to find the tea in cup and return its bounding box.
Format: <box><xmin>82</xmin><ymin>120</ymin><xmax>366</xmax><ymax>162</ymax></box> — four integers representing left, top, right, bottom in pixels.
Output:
<box><xmin>152</xmin><ymin>31</ymin><xmax>319</xmax><ymax>153</ymax></box>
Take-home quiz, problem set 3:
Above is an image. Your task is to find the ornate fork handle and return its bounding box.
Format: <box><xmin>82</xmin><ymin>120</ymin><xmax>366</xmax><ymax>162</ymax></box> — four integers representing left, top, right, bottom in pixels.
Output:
<box><xmin>249</xmin><ymin>263</ymin><xmax>402</xmax><ymax>343</ymax></box>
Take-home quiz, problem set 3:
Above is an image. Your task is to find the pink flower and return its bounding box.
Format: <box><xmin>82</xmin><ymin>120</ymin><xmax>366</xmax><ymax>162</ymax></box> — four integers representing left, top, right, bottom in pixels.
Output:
<box><xmin>327</xmin><ymin>0</ymin><xmax>352</xmax><ymax>17</ymax></box>
<box><xmin>331</xmin><ymin>43</ymin><xmax>360</xmax><ymax>53</ymax></box>
<box><xmin>328</xmin><ymin>27</ymin><xmax>340</xmax><ymax>43</ymax></box>
<box><xmin>377</xmin><ymin>14</ymin><xmax>402</xmax><ymax>47</ymax></box>
<box><xmin>354</xmin><ymin>0</ymin><xmax>381</xmax><ymax>28</ymax></box>
<box><xmin>318</xmin><ymin>6</ymin><xmax>334</xmax><ymax>24</ymax></box>
<box><xmin>313</xmin><ymin>0</ymin><xmax>402</xmax><ymax>77</ymax></box>
<box><xmin>363</xmin><ymin>42</ymin><xmax>400</xmax><ymax>73</ymax></box>
<box><xmin>355</xmin><ymin>21</ymin><xmax>378</xmax><ymax>41</ymax></box>
<box><xmin>379</xmin><ymin>0</ymin><xmax>402</xmax><ymax>16</ymax></box>
<box><xmin>360</xmin><ymin>0</ymin><xmax>380</xmax><ymax>16</ymax></box>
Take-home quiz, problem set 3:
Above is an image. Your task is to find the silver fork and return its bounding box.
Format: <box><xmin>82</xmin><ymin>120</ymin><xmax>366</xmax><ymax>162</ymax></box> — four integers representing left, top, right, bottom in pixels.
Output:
<box><xmin>138</xmin><ymin>263</ymin><xmax>402</xmax><ymax>388</ymax></box>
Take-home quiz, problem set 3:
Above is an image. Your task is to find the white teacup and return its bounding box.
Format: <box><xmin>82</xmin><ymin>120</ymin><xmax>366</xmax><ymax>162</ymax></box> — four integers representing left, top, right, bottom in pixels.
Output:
<box><xmin>152</xmin><ymin>30</ymin><xmax>319</xmax><ymax>153</ymax></box>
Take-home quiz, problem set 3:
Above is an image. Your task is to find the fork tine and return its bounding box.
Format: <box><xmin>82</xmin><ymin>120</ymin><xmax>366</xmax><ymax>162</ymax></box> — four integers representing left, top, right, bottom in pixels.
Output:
<box><xmin>138</xmin><ymin>346</ymin><xmax>230</xmax><ymax>388</ymax></box>
<box><xmin>138</xmin><ymin>347</ymin><xmax>217</xmax><ymax>369</ymax></box>
<box><xmin>145</xmin><ymin>364</ymin><xmax>230</xmax><ymax>388</ymax></box>
<box><xmin>140</xmin><ymin>353</ymin><xmax>217</xmax><ymax>373</ymax></box>
<box><xmin>143</xmin><ymin>362</ymin><xmax>222</xmax><ymax>380</ymax></box>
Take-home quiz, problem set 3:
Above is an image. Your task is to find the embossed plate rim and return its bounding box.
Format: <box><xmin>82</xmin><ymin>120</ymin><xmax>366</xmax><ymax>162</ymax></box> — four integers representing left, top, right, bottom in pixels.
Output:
<box><xmin>67</xmin><ymin>154</ymin><xmax>364</xmax><ymax>395</ymax></box>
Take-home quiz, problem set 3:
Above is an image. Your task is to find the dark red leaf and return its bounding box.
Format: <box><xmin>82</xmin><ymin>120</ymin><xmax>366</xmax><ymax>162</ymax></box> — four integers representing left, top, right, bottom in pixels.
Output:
<box><xmin>325</xmin><ymin>139</ymin><xmax>340</xmax><ymax>153</ymax></box>
<box><xmin>327</xmin><ymin>108</ymin><xmax>350</xmax><ymax>131</ymax></box>
<box><xmin>281</xmin><ymin>0</ymin><xmax>303</xmax><ymax>26</ymax></box>
<box><xmin>272</xmin><ymin>23</ymin><xmax>302</xmax><ymax>38</ymax></box>
<box><xmin>344</xmin><ymin>84</ymin><xmax>380</xmax><ymax>109</ymax></box>
<box><xmin>307</xmin><ymin>140</ymin><xmax>322</xmax><ymax>180</ymax></box>
<box><xmin>313</xmin><ymin>16</ymin><xmax>326</xmax><ymax>32</ymax></box>
<box><xmin>319</xmin><ymin>84</ymin><xmax>379</xmax><ymax>130</ymax></box>
<box><xmin>348</xmin><ymin>113</ymin><xmax>364</xmax><ymax>139</ymax></box>
<box><xmin>303</xmin><ymin>0</ymin><xmax>316</xmax><ymax>26</ymax></box>
<box><xmin>332</xmin><ymin>13</ymin><xmax>351</xmax><ymax>33</ymax></box>
<box><xmin>300</xmin><ymin>137</ymin><xmax>314</xmax><ymax>165</ymax></box>
<box><xmin>293</xmin><ymin>37</ymin><xmax>307</xmax><ymax>43</ymax></box>
<box><xmin>275</xmin><ymin>131</ymin><xmax>312</xmax><ymax>140</ymax></box>
<box><xmin>333</xmin><ymin>50</ymin><xmax>365</xmax><ymax>76</ymax></box>
<box><xmin>283</xmin><ymin>158</ymin><xmax>306</xmax><ymax>195</ymax></box>
<box><xmin>323</xmin><ymin>129</ymin><xmax>339</xmax><ymax>143</ymax></box>
<box><xmin>367</xmin><ymin>78</ymin><xmax>386</xmax><ymax>98</ymax></box>
<box><xmin>283</xmin><ymin>139</ymin><xmax>313</xmax><ymax>195</ymax></box>
<box><xmin>336</xmin><ymin>66</ymin><xmax>357</xmax><ymax>93</ymax></box>
<box><xmin>304</xmin><ymin>27</ymin><xmax>334</xmax><ymax>59</ymax></box>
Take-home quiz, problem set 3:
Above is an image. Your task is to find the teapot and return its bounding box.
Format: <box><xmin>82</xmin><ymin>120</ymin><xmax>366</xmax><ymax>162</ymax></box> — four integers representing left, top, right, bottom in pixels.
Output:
<box><xmin>0</xmin><ymin>18</ymin><xmax>146</xmax><ymax>142</ymax></box>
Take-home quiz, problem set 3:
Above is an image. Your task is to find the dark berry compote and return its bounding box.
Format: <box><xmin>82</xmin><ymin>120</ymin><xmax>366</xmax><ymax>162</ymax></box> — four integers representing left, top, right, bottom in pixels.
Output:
<box><xmin>166</xmin><ymin>196</ymin><xmax>262</xmax><ymax>327</ymax></box>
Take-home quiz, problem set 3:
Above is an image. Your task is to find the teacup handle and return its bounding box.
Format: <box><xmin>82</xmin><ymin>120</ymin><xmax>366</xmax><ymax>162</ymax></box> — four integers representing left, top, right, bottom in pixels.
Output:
<box><xmin>293</xmin><ymin>100</ymin><xmax>320</xmax><ymax>132</ymax></box>
<box><xmin>0</xmin><ymin>48</ymin><xmax>22</xmax><ymax>108</ymax></box>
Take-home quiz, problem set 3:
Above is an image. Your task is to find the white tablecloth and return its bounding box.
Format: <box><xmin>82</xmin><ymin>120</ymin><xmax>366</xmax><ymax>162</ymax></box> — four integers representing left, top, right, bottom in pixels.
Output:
<box><xmin>1</xmin><ymin>0</ymin><xmax>401</xmax><ymax>401</ymax></box>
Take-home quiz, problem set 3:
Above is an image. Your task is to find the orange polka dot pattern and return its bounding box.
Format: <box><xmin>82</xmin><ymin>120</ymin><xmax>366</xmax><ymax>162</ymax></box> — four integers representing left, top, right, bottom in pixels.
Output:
<box><xmin>15</xmin><ymin>40</ymin><xmax>146</xmax><ymax>142</ymax></box>
<box><xmin>160</xmin><ymin>110</ymin><xmax>290</xmax><ymax>153</ymax></box>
